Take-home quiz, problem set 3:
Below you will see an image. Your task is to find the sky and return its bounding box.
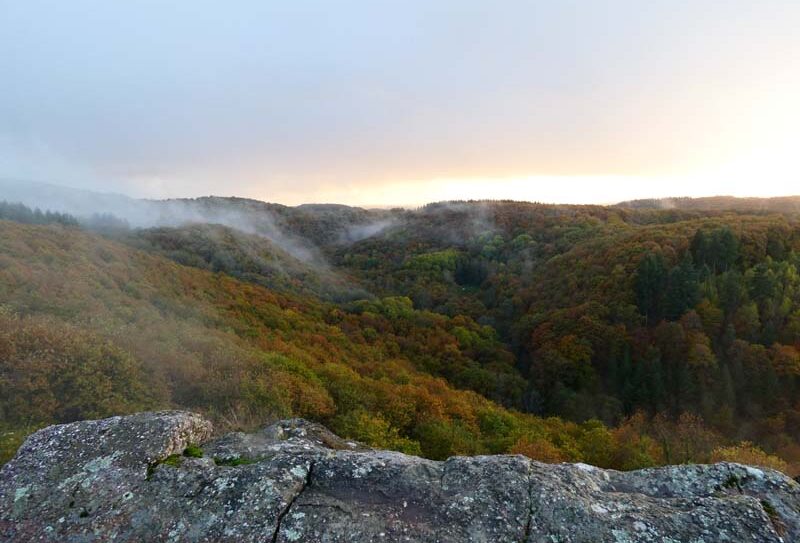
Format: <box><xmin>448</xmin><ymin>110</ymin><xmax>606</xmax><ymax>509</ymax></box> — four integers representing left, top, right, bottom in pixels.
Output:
<box><xmin>1</xmin><ymin>1</ymin><xmax>799</xmax><ymax>207</ymax></box>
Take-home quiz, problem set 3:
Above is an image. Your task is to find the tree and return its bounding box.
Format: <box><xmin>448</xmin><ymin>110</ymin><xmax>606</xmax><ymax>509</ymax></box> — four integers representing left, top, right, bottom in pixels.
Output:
<box><xmin>635</xmin><ymin>252</ymin><xmax>667</xmax><ymax>323</ymax></box>
<box><xmin>692</xmin><ymin>227</ymin><xmax>739</xmax><ymax>273</ymax></box>
<box><xmin>711</xmin><ymin>227</ymin><xmax>740</xmax><ymax>272</ymax></box>
<box><xmin>664</xmin><ymin>255</ymin><xmax>700</xmax><ymax>320</ymax></box>
<box><xmin>690</xmin><ymin>230</ymin><xmax>710</xmax><ymax>270</ymax></box>
<box><xmin>770</xmin><ymin>344</ymin><xmax>800</xmax><ymax>376</ymax></box>
<box><xmin>711</xmin><ymin>442</ymin><xmax>788</xmax><ymax>473</ymax></box>
<box><xmin>718</xmin><ymin>271</ymin><xmax>746</xmax><ymax>316</ymax></box>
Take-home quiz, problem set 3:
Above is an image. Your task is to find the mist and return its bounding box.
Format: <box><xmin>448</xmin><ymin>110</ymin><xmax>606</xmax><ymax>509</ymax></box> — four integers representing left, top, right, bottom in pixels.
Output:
<box><xmin>0</xmin><ymin>179</ymin><xmax>326</xmax><ymax>263</ymax></box>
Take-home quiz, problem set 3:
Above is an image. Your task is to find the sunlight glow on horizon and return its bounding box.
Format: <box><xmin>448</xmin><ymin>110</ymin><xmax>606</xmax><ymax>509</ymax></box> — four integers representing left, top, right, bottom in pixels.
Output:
<box><xmin>2</xmin><ymin>1</ymin><xmax>799</xmax><ymax>207</ymax></box>
<box><xmin>246</xmin><ymin>79</ymin><xmax>800</xmax><ymax>208</ymax></box>
<box><xmin>251</xmin><ymin>84</ymin><xmax>800</xmax><ymax>207</ymax></box>
<box><xmin>252</xmin><ymin>172</ymin><xmax>799</xmax><ymax>208</ymax></box>
<box><xmin>254</xmin><ymin>148</ymin><xmax>800</xmax><ymax>207</ymax></box>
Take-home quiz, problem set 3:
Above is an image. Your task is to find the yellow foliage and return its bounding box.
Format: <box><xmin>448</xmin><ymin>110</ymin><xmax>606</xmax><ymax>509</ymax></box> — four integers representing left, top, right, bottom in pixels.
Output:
<box><xmin>511</xmin><ymin>436</ymin><xmax>567</xmax><ymax>464</ymax></box>
<box><xmin>711</xmin><ymin>442</ymin><xmax>789</xmax><ymax>474</ymax></box>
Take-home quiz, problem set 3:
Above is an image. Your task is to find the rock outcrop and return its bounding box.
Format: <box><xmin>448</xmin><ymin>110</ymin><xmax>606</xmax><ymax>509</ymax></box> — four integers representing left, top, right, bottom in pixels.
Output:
<box><xmin>2</xmin><ymin>411</ymin><xmax>800</xmax><ymax>542</ymax></box>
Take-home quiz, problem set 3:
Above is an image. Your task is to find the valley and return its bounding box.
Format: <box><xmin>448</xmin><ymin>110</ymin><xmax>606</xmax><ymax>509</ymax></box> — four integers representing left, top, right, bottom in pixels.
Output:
<box><xmin>2</xmin><ymin>195</ymin><xmax>799</xmax><ymax>476</ymax></box>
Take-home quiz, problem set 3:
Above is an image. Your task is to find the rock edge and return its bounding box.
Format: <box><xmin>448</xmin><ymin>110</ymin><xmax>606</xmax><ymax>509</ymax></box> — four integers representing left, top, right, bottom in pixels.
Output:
<box><xmin>2</xmin><ymin>411</ymin><xmax>800</xmax><ymax>542</ymax></box>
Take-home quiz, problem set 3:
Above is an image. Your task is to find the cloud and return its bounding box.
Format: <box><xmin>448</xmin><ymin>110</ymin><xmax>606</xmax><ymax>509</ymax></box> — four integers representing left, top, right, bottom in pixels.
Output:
<box><xmin>1</xmin><ymin>1</ymin><xmax>799</xmax><ymax>205</ymax></box>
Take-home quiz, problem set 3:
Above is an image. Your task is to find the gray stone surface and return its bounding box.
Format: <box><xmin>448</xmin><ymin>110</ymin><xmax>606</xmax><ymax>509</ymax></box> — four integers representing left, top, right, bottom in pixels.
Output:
<box><xmin>2</xmin><ymin>411</ymin><xmax>800</xmax><ymax>542</ymax></box>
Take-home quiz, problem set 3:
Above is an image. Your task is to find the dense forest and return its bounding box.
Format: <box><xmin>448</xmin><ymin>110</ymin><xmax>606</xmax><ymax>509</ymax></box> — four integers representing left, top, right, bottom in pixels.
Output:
<box><xmin>2</xmin><ymin>196</ymin><xmax>800</xmax><ymax>476</ymax></box>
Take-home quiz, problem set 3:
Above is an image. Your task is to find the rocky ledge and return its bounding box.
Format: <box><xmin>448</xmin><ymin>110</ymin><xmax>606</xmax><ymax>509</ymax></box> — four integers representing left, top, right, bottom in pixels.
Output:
<box><xmin>2</xmin><ymin>412</ymin><xmax>800</xmax><ymax>542</ymax></box>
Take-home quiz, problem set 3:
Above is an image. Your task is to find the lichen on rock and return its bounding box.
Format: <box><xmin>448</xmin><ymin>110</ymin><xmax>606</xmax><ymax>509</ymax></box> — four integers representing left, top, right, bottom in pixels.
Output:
<box><xmin>2</xmin><ymin>411</ymin><xmax>800</xmax><ymax>542</ymax></box>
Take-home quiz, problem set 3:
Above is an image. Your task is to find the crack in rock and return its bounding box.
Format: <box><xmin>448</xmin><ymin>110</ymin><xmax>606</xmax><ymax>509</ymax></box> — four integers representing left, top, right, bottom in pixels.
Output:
<box><xmin>522</xmin><ymin>462</ymin><xmax>533</xmax><ymax>543</ymax></box>
<box><xmin>271</xmin><ymin>460</ymin><xmax>315</xmax><ymax>543</ymax></box>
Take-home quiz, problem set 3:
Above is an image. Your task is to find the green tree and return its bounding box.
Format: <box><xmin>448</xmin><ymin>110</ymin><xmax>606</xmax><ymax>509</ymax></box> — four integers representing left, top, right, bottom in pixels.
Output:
<box><xmin>635</xmin><ymin>252</ymin><xmax>668</xmax><ymax>323</ymax></box>
<box><xmin>692</xmin><ymin>227</ymin><xmax>739</xmax><ymax>273</ymax></box>
<box><xmin>665</xmin><ymin>255</ymin><xmax>700</xmax><ymax>320</ymax></box>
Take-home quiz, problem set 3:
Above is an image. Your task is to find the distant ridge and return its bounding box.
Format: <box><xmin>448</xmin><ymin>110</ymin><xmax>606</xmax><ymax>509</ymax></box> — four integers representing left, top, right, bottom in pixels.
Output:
<box><xmin>615</xmin><ymin>195</ymin><xmax>800</xmax><ymax>214</ymax></box>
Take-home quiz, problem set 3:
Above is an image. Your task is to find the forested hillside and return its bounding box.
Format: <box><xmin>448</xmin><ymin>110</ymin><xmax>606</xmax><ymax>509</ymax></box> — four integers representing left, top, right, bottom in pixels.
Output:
<box><xmin>2</xmin><ymin>196</ymin><xmax>800</xmax><ymax>476</ymax></box>
<box><xmin>325</xmin><ymin>200</ymin><xmax>800</xmax><ymax>471</ymax></box>
<box><xmin>0</xmin><ymin>218</ymin><xmax>645</xmax><ymax>469</ymax></box>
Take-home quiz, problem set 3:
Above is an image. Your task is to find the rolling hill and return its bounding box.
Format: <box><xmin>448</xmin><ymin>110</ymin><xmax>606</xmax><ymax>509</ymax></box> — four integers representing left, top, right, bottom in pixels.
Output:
<box><xmin>2</xmin><ymin>193</ymin><xmax>799</xmax><ymax>476</ymax></box>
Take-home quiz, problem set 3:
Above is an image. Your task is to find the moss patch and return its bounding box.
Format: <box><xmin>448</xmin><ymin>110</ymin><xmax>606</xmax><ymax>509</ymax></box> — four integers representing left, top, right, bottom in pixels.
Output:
<box><xmin>722</xmin><ymin>474</ymin><xmax>742</xmax><ymax>492</ymax></box>
<box><xmin>761</xmin><ymin>499</ymin><xmax>787</xmax><ymax>536</ymax></box>
<box><xmin>146</xmin><ymin>453</ymin><xmax>184</xmax><ymax>480</ymax></box>
<box><xmin>161</xmin><ymin>454</ymin><xmax>183</xmax><ymax>467</ymax></box>
<box><xmin>183</xmin><ymin>445</ymin><xmax>204</xmax><ymax>458</ymax></box>
<box><xmin>214</xmin><ymin>456</ymin><xmax>259</xmax><ymax>467</ymax></box>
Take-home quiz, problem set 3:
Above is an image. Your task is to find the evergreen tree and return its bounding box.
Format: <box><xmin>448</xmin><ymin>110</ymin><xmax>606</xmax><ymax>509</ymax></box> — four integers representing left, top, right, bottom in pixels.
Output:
<box><xmin>635</xmin><ymin>252</ymin><xmax>667</xmax><ymax>324</ymax></box>
<box><xmin>692</xmin><ymin>227</ymin><xmax>739</xmax><ymax>273</ymax></box>
<box><xmin>664</xmin><ymin>255</ymin><xmax>700</xmax><ymax>320</ymax></box>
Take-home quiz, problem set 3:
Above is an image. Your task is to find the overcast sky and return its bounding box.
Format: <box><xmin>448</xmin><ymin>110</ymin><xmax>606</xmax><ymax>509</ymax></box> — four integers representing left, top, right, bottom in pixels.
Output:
<box><xmin>1</xmin><ymin>1</ymin><xmax>799</xmax><ymax>206</ymax></box>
